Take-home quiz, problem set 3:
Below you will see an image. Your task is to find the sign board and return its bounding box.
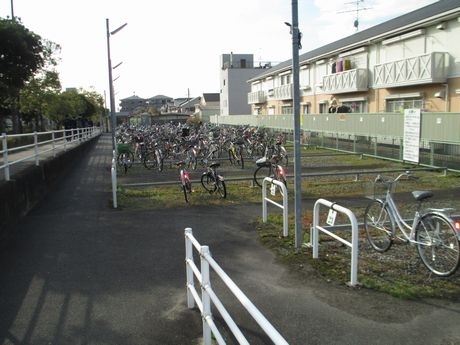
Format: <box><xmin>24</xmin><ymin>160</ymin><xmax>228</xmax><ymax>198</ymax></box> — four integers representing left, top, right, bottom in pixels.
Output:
<box><xmin>403</xmin><ymin>109</ymin><xmax>421</xmax><ymax>163</ymax></box>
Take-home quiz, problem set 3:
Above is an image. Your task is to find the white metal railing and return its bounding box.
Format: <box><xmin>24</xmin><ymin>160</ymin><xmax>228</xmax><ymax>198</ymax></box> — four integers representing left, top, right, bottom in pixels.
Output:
<box><xmin>184</xmin><ymin>227</ymin><xmax>289</xmax><ymax>345</ymax></box>
<box><xmin>0</xmin><ymin>127</ymin><xmax>101</xmax><ymax>181</ymax></box>
<box><xmin>111</xmin><ymin>150</ymin><xmax>118</xmax><ymax>208</ymax></box>
<box><xmin>311</xmin><ymin>198</ymin><xmax>359</xmax><ymax>286</ymax></box>
<box><xmin>262</xmin><ymin>177</ymin><xmax>289</xmax><ymax>237</ymax></box>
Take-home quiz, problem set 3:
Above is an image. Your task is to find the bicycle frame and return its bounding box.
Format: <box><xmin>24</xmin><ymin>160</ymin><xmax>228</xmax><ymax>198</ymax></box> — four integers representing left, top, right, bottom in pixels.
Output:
<box><xmin>380</xmin><ymin>192</ymin><xmax>420</xmax><ymax>242</ymax></box>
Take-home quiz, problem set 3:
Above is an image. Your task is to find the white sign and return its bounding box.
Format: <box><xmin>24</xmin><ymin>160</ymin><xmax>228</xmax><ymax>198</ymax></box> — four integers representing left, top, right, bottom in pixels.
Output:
<box><xmin>326</xmin><ymin>209</ymin><xmax>337</xmax><ymax>226</ymax></box>
<box><xmin>403</xmin><ymin>109</ymin><xmax>421</xmax><ymax>163</ymax></box>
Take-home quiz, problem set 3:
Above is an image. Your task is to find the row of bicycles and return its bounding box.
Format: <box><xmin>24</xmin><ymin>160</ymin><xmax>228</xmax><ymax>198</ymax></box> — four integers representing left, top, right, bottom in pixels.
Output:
<box><xmin>114</xmin><ymin>122</ymin><xmax>289</xmax><ymax>174</ymax></box>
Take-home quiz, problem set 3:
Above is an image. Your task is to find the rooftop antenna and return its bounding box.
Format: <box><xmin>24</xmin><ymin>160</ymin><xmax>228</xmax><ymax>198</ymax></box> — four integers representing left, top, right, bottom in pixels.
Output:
<box><xmin>338</xmin><ymin>0</ymin><xmax>372</xmax><ymax>31</ymax></box>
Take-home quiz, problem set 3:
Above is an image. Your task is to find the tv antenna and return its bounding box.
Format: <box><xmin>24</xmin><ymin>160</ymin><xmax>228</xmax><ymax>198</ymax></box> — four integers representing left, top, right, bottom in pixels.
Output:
<box><xmin>338</xmin><ymin>0</ymin><xmax>372</xmax><ymax>31</ymax></box>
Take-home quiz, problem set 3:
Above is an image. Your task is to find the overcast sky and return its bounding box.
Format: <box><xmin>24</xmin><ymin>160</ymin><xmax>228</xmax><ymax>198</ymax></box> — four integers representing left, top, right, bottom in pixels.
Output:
<box><xmin>2</xmin><ymin>0</ymin><xmax>437</xmax><ymax>108</ymax></box>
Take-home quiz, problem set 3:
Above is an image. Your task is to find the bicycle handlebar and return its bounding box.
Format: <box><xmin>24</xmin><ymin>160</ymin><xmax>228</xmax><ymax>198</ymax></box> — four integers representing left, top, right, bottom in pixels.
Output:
<box><xmin>374</xmin><ymin>171</ymin><xmax>417</xmax><ymax>184</ymax></box>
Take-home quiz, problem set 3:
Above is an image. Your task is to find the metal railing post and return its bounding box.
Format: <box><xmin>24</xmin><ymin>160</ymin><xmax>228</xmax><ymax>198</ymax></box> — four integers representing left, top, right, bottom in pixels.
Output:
<box><xmin>34</xmin><ymin>131</ymin><xmax>39</xmax><ymax>166</ymax></box>
<box><xmin>185</xmin><ymin>227</ymin><xmax>195</xmax><ymax>309</ymax></box>
<box><xmin>200</xmin><ymin>246</ymin><xmax>212</xmax><ymax>345</ymax></box>
<box><xmin>1</xmin><ymin>133</ymin><xmax>10</xmax><ymax>181</ymax></box>
<box><xmin>111</xmin><ymin>150</ymin><xmax>117</xmax><ymax>208</ymax></box>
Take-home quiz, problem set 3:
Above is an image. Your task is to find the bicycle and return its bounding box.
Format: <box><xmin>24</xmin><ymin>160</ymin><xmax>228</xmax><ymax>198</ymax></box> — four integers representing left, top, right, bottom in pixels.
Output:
<box><xmin>228</xmin><ymin>139</ymin><xmax>244</xmax><ymax>169</ymax></box>
<box><xmin>116</xmin><ymin>142</ymin><xmax>134</xmax><ymax>174</ymax></box>
<box><xmin>253</xmin><ymin>153</ymin><xmax>287</xmax><ymax>195</ymax></box>
<box><xmin>142</xmin><ymin>142</ymin><xmax>164</xmax><ymax>172</ymax></box>
<box><xmin>176</xmin><ymin>161</ymin><xmax>192</xmax><ymax>203</ymax></box>
<box><xmin>364</xmin><ymin>171</ymin><xmax>460</xmax><ymax>277</ymax></box>
<box><xmin>201</xmin><ymin>162</ymin><xmax>227</xmax><ymax>198</ymax></box>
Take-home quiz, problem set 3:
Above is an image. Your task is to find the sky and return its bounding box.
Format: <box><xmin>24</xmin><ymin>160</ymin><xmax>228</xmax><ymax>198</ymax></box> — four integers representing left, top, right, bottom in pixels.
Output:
<box><xmin>1</xmin><ymin>0</ymin><xmax>438</xmax><ymax>109</ymax></box>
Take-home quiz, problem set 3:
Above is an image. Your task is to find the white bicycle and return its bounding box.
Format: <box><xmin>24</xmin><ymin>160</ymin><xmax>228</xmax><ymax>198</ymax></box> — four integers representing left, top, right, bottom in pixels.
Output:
<box><xmin>364</xmin><ymin>171</ymin><xmax>460</xmax><ymax>277</ymax></box>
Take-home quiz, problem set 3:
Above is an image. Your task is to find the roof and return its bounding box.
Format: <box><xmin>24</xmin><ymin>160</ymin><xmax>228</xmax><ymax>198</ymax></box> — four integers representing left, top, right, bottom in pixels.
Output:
<box><xmin>202</xmin><ymin>93</ymin><xmax>220</xmax><ymax>102</ymax></box>
<box><xmin>249</xmin><ymin>0</ymin><xmax>460</xmax><ymax>81</ymax></box>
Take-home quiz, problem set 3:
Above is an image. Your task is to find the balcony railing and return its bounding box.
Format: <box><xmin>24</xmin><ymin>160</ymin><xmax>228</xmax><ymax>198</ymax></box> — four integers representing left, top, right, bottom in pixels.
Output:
<box><xmin>248</xmin><ymin>90</ymin><xmax>266</xmax><ymax>104</ymax></box>
<box><xmin>273</xmin><ymin>84</ymin><xmax>293</xmax><ymax>100</ymax></box>
<box><xmin>373</xmin><ymin>52</ymin><xmax>447</xmax><ymax>88</ymax></box>
<box><xmin>322</xmin><ymin>68</ymin><xmax>368</xmax><ymax>94</ymax></box>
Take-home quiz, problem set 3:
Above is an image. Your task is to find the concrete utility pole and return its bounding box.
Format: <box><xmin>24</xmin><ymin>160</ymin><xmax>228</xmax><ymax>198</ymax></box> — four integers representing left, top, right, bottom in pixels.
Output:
<box><xmin>287</xmin><ymin>0</ymin><xmax>303</xmax><ymax>248</ymax></box>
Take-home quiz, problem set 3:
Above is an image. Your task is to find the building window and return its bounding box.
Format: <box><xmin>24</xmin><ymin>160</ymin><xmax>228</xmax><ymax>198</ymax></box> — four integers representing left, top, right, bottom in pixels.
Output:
<box><xmin>319</xmin><ymin>103</ymin><xmax>328</xmax><ymax>114</ymax></box>
<box><xmin>302</xmin><ymin>103</ymin><xmax>311</xmax><ymax>114</ymax></box>
<box><xmin>281</xmin><ymin>105</ymin><xmax>292</xmax><ymax>114</ymax></box>
<box><xmin>386</xmin><ymin>98</ymin><xmax>423</xmax><ymax>112</ymax></box>
<box><xmin>342</xmin><ymin>101</ymin><xmax>366</xmax><ymax>113</ymax></box>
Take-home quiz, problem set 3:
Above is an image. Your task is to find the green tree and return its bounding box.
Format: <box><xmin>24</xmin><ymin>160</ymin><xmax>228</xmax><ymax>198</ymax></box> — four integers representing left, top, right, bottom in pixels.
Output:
<box><xmin>0</xmin><ymin>17</ymin><xmax>60</xmax><ymax>132</ymax></box>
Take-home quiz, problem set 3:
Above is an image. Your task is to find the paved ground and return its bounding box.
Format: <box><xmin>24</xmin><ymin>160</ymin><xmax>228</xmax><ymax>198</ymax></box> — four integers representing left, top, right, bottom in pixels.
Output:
<box><xmin>0</xmin><ymin>133</ymin><xmax>459</xmax><ymax>345</ymax></box>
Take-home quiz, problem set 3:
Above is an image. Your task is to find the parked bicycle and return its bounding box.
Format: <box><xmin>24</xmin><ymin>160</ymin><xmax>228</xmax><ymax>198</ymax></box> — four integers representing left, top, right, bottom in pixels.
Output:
<box><xmin>201</xmin><ymin>162</ymin><xmax>227</xmax><ymax>198</ymax></box>
<box><xmin>253</xmin><ymin>150</ymin><xmax>287</xmax><ymax>195</ymax></box>
<box><xmin>142</xmin><ymin>142</ymin><xmax>164</xmax><ymax>171</ymax></box>
<box><xmin>116</xmin><ymin>142</ymin><xmax>134</xmax><ymax>174</ymax></box>
<box><xmin>228</xmin><ymin>139</ymin><xmax>245</xmax><ymax>169</ymax></box>
<box><xmin>364</xmin><ymin>171</ymin><xmax>460</xmax><ymax>277</ymax></box>
<box><xmin>176</xmin><ymin>161</ymin><xmax>192</xmax><ymax>203</ymax></box>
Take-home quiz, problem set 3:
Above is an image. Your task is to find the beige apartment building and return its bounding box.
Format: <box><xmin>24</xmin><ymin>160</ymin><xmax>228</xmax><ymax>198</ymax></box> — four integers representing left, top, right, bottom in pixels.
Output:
<box><xmin>247</xmin><ymin>0</ymin><xmax>460</xmax><ymax>116</ymax></box>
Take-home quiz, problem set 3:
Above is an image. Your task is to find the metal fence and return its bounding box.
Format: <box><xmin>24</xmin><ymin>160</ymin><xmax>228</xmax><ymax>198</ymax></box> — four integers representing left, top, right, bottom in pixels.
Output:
<box><xmin>210</xmin><ymin>113</ymin><xmax>460</xmax><ymax>171</ymax></box>
<box><xmin>1</xmin><ymin>127</ymin><xmax>102</xmax><ymax>181</ymax></box>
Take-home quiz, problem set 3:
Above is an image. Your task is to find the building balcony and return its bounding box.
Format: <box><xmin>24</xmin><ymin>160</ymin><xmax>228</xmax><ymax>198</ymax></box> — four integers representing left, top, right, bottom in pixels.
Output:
<box><xmin>273</xmin><ymin>84</ymin><xmax>293</xmax><ymax>100</ymax></box>
<box><xmin>322</xmin><ymin>68</ymin><xmax>368</xmax><ymax>94</ymax></box>
<box><xmin>373</xmin><ymin>52</ymin><xmax>447</xmax><ymax>88</ymax></box>
<box><xmin>248</xmin><ymin>90</ymin><xmax>266</xmax><ymax>104</ymax></box>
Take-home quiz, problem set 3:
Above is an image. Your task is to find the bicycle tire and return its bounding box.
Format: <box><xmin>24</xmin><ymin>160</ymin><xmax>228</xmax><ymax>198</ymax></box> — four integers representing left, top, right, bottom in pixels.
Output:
<box><xmin>364</xmin><ymin>199</ymin><xmax>394</xmax><ymax>252</ymax></box>
<box><xmin>217</xmin><ymin>178</ymin><xmax>227</xmax><ymax>198</ymax></box>
<box><xmin>415</xmin><ymin>213</ymin><xmax>460</xmax><ymax>277</ymax></box>
<box><xmin>253</xmin><ymin>165</ymin><xmax>271</xmax><ymax>188</ymax></box>
<box><xmin>156</xmin><ymin>151</ymin><xmax>164</xmax><ymax>172</ymax></box>
<box><xmin>238</xmin><ymin>148</ymin><xmax>244</xmax><ymax>169</ymax></box>
<box><xmin>201</xmin><ymin>172</ymin><xmax>217</xmax><ymax>193</ymax></box>
<box><xmin>143</xmin><ymin>153</ymin><xmax>157</xmax><ymax>170</ymax></box>
<box><xmin>117</xmin><ymin>151</ymin><xmax>134</xmax><ymax>169</ymax></box>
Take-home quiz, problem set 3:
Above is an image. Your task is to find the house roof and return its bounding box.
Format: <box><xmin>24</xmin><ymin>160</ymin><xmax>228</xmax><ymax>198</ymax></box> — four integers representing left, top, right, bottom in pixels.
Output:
<box><xmin>203</xmin><ymin>93</ymin><xmax>220</xmax><ymax>102</ymax></box>
<box><xmin>249</xmin><ymin>0</ymin><xmax>460</xmax><ymax>81</ymax></box>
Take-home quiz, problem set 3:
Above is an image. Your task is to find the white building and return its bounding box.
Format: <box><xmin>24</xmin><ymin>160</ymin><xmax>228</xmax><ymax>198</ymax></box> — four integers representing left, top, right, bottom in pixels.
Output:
<box><xmin>247</xmin><ymin>0</ymin><xmax>460</xmax><ymax>115</ymax></box>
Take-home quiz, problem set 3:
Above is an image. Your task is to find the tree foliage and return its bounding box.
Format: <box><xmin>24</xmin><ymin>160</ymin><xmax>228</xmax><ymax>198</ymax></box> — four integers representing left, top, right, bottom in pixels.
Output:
<box><xmin>0</xmin><ymin>17</ymin><xmax>105</xmax><ymax>133</ymax></box>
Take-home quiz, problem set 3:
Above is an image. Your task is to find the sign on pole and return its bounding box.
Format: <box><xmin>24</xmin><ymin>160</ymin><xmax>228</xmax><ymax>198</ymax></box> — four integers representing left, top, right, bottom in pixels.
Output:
<box><xmin>403</xmin><ymin>109</ymin><xmax>421</xmax><ymax>163</ymax></box>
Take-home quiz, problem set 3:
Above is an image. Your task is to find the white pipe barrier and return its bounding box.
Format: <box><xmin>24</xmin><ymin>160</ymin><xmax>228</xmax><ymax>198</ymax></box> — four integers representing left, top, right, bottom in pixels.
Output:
<box><xmin>184</xmin><ymin>227</ymin><xmax>289</xmax><ymax>345</ymax></box>
<box><xmin>312</xmin><ymin>198</ymin><xmax>359</xmax><ymax>286</ymax></box>
<box><xmin>111</xmin><ymin>150</ymin><xmax>118</xmax><ymax>209</ymax></box>
<box><xmin>262</xmin><ymin>177</ymin><xmax>289</xmax><ymax>237</ymax></box>
<box><xmin>1</xmin><ymin>127</ymin><xmax>101</xmax><ymax>181</ymax></box>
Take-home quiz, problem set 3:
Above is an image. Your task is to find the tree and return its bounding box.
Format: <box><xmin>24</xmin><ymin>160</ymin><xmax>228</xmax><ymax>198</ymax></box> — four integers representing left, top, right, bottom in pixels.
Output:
<box><xmin>0</xmin><ymin>17</ymin><xmax>60</xmax><ymax>133</ymax></box>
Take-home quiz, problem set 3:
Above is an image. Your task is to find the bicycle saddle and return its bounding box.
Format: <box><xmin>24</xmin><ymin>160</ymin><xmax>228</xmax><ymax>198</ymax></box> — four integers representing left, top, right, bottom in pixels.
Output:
<box><xmin>412</xmin><ymin>190</ymin><xmax>433</xmax><ymax>201</ymax></box>
<box><xmin>209</xmin><ymin>162</ymin><xmax>220</xmax><ymax>168</ymax></box>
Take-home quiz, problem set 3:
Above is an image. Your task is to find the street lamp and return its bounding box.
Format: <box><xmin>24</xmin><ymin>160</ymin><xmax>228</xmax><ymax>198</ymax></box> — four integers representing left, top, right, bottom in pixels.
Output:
<box><xmin>106</xmin><ymin>18</ymin><xmax>127</xmax><ymax>150</ymax></box>
<box><xmin>286</xmin><ymin>1</ymin><xmax>303</xmax><ymax>248</ymax></box>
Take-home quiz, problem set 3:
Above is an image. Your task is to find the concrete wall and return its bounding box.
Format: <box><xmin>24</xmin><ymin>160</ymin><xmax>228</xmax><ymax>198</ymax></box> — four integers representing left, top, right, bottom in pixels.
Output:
<box><xmin>0</xmin><ymin>136</ymin><xmax>99</xmax><ymax>244</ymax></box>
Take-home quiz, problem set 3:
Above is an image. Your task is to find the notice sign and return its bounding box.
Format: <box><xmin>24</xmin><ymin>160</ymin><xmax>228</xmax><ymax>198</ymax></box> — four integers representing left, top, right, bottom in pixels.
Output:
<box><xmin>403</xmin><ymin>109</ymin><xmax>421</xmax><ymax>163</ymax></box>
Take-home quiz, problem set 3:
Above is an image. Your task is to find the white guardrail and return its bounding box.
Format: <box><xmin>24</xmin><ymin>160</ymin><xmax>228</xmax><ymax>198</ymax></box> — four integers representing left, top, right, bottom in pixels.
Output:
<box><xmin>311</xmin><ymin>198</ymin><xmax>359</xmax><ymax>286</ymax></box>
<box><xmin>184</xmin><ymin>227</ymin><xmax>289</xmax><ymax>345</ymax></box>
<box><xmin>0</xmin><ymin>127</ymin><xmax>101</xmax><ymax>181</ymax></box>
<box><xmin>262</xmin><ymin>177</ymin><xmax>289</xmax><ymax>237</ymax></box>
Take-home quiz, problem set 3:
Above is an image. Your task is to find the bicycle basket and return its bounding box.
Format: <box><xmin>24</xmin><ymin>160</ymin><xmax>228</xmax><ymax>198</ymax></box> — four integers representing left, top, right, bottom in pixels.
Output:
<box><xmin>116</xmin><ymin>143</ymin><xmax>131</xmax><ymax>154</ymax></box>
<box><xmin>364</xmin><ymin>179</ymin><xmax>395</xmax><ymax>200</ymax></box>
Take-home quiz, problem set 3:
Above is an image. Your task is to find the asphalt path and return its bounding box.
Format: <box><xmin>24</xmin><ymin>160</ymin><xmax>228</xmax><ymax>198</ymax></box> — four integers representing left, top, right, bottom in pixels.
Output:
<box><xmin>1</xmin><ymin>133</ymin><xmax>459</xmax><ymax>345</ymax></box>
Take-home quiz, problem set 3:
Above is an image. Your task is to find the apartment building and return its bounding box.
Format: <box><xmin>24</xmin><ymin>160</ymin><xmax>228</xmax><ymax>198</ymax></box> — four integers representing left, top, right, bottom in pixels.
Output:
<box><xmin>247</xmin><ymin>0</ymin><xmax>460</xmax><ymax>115</ymax></box>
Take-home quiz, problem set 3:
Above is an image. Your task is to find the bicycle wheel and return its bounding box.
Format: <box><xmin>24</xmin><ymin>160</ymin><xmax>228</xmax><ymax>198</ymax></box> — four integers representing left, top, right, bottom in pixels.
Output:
<box><xmin>117</xmin><ymin>151</ymin><xmax>134</xmax><ymax>169</ymax></box>
<box><xmin>415</xmin><ymin>213</ymin><xmax>460</xmax><ymax>277</ymax></box>
<box><xmin>238</xmin><ymin>148</ymin><xmax>244</xmax><ymax>169</ymax></box>
<box><xmin>201</xmin><ymin>172</ymin><xmax>217</xmax><ymax>193</ymax></box>
<box><xmin>216</xmin><ymin>178</ymin><xmax>227</xmax><ymax>198</ymax></box>
<box><xmin>143</xmin><ymin>153</ymin><xmax>157</xmax><ymax>170</ymax></box>
<box><xmin>253</xmin><ymin>165</ymin><xmax>271</xmax><ymax>187</ymax></box>
<box><xmin>364</xmin><ymin>199</ymin><xmax>394</xmax><ymax>252</ymax></box>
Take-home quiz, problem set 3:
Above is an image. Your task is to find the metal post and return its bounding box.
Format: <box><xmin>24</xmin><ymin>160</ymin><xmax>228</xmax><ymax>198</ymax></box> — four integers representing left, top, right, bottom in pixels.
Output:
<box><xmin>106</xmin><ymin>19</ymin><xmax>127</xmax><ymax>151</ymax></box>
<box><xmin>290</xmin><ymin>0</ymin><xmax>303</xmax><ymax>248</ymax></box>
<box><xmin>106</xmin><ymin>19</ymin><xmax>116</xmax><ymax>150</ymax></box>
